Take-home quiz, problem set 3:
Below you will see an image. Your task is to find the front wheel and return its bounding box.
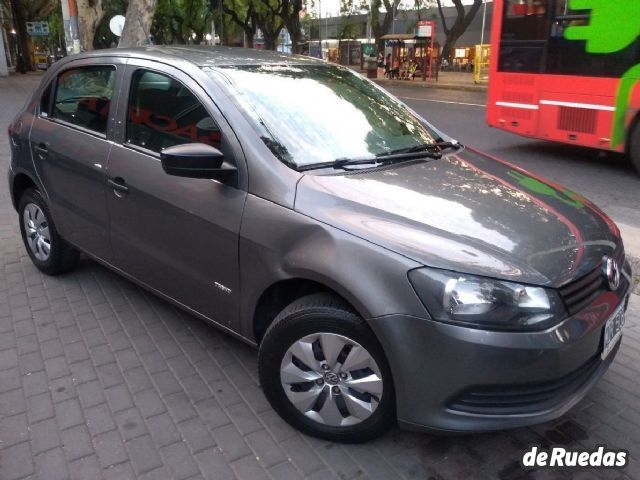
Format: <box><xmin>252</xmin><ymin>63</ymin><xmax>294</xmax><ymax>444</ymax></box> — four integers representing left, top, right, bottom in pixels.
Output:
<box><xmin>258</xmin><ymin>293</ymin><xmax>395</xmax><ymax>443</ymax></box>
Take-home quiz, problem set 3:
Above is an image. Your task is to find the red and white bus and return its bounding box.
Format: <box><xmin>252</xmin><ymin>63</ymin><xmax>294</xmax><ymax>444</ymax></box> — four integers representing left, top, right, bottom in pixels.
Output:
<box><xmin>486</xmin><ymin>0</ymin><xmax>640</xmax><ymax>173</ymax></box>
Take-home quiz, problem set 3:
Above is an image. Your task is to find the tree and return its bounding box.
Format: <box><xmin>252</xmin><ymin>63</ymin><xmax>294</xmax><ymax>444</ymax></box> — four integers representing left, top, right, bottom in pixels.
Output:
<box><xmin>3</xmin><ymin>0</ymin><xmax>59</xmax><ymax>71</ymax></box>
<box><xmin>254</xmin><ymin>0</ymin><xmax>283</xmax><ymax>50</ymax></box>
<box><xmin>370</xmin><ymin>0</ymin><xmax>402</xmax><ymax>52</ymax></box>
<box><xmin>222</xmin><ymin>0</ymin><xmax>258</xmax><ymax>47</ymax></box>
<box><xmin>118</xmin><ymin>0</ymin><xmax>157</xmax><ymax>47</ymax></box>
<box><xmin>76</xmin><ymin>0</ymin><xmax>105</xmax><ymax>50</ymax></box>
<box><xmin>337</xmin><ymin>0</ymin><xmax>364</xmax><ymax>40</ymax></box>
<box><xmin>280</xmin><ymin>0</ymin><xmax>303</xmax><ymax>53</ymax></box>
<box><xmin>436</xmin><ymin>0</ymin><xmax>482</xmax><ymax>61</ymax></box>
<box><xmin>93</xmin><ymin>0</ymin><xmax>127</xmax><ymax>48</ymax></box>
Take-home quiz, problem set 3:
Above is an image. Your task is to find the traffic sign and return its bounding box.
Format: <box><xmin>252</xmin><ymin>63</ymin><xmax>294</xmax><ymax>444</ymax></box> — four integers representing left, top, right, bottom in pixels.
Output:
<box><xmin>26</xmin><ymin>22</ymin><xmax>49</xmax><ymax>36</ymax></box>
<box><xmin>416</xmin><ymin>20</ymin><xmax>434</xmax><ymax>38</ymax></box>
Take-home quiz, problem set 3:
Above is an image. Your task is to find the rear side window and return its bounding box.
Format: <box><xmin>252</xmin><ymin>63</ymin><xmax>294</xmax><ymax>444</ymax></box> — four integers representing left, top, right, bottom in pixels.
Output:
<box><xmin>53</xmin><ymin>66</ymin><xmax>116</xmax><ymax>134</ymax></box>
<box><xmin>126</xmin><ymin>69</ymin><xmax>222</xmax><ymax>153</ymax></box>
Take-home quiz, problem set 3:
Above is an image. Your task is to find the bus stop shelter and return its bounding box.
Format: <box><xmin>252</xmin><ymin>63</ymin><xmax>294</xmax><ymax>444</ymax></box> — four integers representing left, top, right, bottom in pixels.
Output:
<box><xmin>381</xmin><ymin>23</ymin><xmax>436</xmax><ymax>81</ymax></box>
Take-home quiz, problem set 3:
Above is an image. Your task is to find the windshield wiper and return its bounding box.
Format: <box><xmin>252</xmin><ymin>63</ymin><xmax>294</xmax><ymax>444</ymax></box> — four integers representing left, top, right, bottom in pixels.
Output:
<box><xmin>298</xmin><ymin>150</ymin><xmax>440</xmax><ymax>172</ymax></box>
<box><xmin>433</xmin><ymin>140</ymin><xmax>463</xmax><ymax>152</ymax></box>
<box><xmin>383</xmin><ymin>140</ymin><xmax>463</xmax><ymax>156</ymax></box>
<box><xmin>297</xmin><ymin>157</ymin><xmax>382</xmax><ymax>172</ymax></box>
<box><xmin>297</xmin><ymin>140</ymin><xmax>463</xmax><ymax>172</ymax></box>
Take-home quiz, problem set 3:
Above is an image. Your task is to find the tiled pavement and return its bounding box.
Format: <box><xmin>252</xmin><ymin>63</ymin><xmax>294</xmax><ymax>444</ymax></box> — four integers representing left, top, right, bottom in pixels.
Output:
<box><xmin>1</xmin><ymin>73</ymin><xmax>640</xmax><ymax>480</ymax></box>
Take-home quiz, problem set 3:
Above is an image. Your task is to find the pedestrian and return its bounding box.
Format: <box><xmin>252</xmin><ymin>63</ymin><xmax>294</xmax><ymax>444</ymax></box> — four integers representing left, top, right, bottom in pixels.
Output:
<box><xmin>391</xmin><ymin>56</ymin><xmax>400</xmax><ymax>79</ymax></box>
<box><xmin>377</xmin><ymin>52</ymin><xmax>385</xmax><ymax>79</ymax></box>
<box><xmin>384</xmin><ymin>53</ymin><xmax>391</xmax><ymax>78</ymax></box>
<box><xmin>408</xmin><ymin>60</ymin><xmax>418</xmax><ymax>80</ymax></box>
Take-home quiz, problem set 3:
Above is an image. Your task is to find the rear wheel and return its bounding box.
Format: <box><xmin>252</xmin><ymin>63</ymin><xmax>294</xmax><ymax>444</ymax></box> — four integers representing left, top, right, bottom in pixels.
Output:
<box><xmin>258</xmin><ymin>293</ymin><xmax>395</xmax><ymax>443</ymax></box>
<box><xmin>630</xmin><ymin>121</ymin><xmax>640</xmax><ymax>176</ymax></box>
<box><xmin>18</xmin><ymin>188</ymin><xmax>79</xmax><ymax>275</ymax></box>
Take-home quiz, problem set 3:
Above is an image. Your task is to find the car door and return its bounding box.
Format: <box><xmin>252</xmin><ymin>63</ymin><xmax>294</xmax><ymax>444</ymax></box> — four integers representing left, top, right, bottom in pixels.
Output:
<box><xmin>106</xmin><ymin>61</ymin><xmax>247</xmax><ymax>327</ymax></box>
<box><xmin>29</xmin><ymin>58</ymin><xmax>124</xmax><ymax>261</ymax></box>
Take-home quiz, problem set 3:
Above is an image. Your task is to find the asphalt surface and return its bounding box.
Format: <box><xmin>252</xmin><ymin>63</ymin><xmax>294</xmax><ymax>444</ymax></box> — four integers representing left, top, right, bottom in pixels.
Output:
<box><xmin>0</xmin><ymin>72</ymin><xmax>639</xmax><ymax>480</ymax></box>
<box><xmin>388</xmin><ymin>85</ymin><xmax>640</xmax><ymax>270</ymax></box>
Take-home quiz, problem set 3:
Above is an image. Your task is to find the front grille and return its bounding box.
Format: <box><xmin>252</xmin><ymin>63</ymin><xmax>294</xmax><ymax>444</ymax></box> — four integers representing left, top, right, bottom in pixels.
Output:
<box><xmin>448</xmin><ymin>355</ymin><xmax>602</xmax><ymax>415</ymax></box>
<box><xmin>558</xmin><ymin>249</ymin><xmax>626</xmax><ymax>316</ymax></box>
<box><xmin>558</xmin><ymin>265</ymin><xmax>605</xmax><ymax>316</ymax></box>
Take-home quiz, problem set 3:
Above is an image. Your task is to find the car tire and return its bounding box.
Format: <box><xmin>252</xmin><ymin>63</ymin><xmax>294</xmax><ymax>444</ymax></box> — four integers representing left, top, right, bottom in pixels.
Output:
<box><xmin>630</xmin><ymin>121</ymin><xmax>640</xmax><ymax>176</ymax></box>
<box><xmin>258</xmin><ymin>293</ymin><xmax>395</xmax><ymax>443</ymax></box>
<box><xmin>18</xmin><ymin>187</ymin><xmax>79</xmax><ymax>275</ymax></box>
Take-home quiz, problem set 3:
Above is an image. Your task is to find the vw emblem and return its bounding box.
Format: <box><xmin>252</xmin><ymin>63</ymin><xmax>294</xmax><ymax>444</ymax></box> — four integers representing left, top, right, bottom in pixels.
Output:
<box><xmin>324</xmin><ymin>372</ymin><xmax>340</xmax><ymax>385</ymax></box>
<box><xmin>603</xmin><ymin>256</ymin><xmax>621</xmax><ymax>291</ymax></box>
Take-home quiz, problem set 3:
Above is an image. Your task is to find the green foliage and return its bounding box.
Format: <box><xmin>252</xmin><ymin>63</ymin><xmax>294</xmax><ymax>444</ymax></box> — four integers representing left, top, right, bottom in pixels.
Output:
<box><xmin>152</xmin><ymin>0</ymin><xmax>213</xmax><ymax>44</ymax></box>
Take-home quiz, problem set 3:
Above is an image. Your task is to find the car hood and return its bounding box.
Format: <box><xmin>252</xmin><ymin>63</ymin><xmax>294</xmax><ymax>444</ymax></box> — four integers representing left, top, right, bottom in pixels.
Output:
<box><xmin>294</xmin><ymin>149</ymin><xmax>621</xmax><ymax>287</ymax></box>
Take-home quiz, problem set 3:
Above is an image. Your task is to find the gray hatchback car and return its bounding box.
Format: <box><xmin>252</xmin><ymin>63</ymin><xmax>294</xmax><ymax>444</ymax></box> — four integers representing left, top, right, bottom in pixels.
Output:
<box><xmin>7</xmin><ymin>46</ymin><xmax>633</xmax><ymax>442</ymax></box>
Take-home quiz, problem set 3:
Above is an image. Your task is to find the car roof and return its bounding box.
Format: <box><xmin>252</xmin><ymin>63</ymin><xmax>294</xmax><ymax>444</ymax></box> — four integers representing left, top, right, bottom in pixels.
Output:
<box><xmin>68</xmin><ymin>45</ymin><xmax>326</xmax><ymax>68</ymax></box>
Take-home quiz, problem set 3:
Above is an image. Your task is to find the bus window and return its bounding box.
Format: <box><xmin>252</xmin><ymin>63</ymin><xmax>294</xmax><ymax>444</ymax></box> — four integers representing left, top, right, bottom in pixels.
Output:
<box><xmin>502</xmin><ymin>0</ymin><xmax>550</xmax><ymax>41</ymax></box>
<box><xmin>546</xmin><ymin>0</ymin><xmax>640</xmax><ymax>78</ymax></box>
<box><xmin>498</xmin><ymin>0</ymin><xmax>551</xmax><ymax>73</ymax></box>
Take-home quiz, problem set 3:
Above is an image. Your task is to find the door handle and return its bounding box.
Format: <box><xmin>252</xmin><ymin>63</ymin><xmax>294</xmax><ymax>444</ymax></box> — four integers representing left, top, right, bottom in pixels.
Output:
<box><xmin>33</xmin><ymin>143</ymin><xmax>48</xmax><ymax>158</ymax></box>
<box><xmin>107</xmin><ymin>177</ymin><xmax>129</xmax><ymax>195</ymax></box>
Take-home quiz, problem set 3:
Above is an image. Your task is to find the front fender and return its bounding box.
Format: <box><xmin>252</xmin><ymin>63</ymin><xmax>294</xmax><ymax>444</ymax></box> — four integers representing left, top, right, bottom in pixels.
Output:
<box><xmin>238</xmin><ymin>194</ymin><xmax>428</xmax><ymax>341</ymax></box>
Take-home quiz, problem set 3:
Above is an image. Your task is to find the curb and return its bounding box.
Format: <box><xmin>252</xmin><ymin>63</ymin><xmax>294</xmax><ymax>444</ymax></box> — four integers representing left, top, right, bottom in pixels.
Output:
<box><xmin>372</xmin><ymin>78</ymin><xmax>488</xmax><ymax>93</ymax></box>
<box><xmin>629</xmin><ymin>255</ymin><xmax>640</xmax><ymax>296</ymax></box>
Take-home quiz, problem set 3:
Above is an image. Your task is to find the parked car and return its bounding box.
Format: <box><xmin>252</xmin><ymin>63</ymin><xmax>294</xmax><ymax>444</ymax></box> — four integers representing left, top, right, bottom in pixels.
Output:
<box><xmin>7</xmin><ymin>46</ymin><xmax>632</xmax><ymax>442</ymax></box>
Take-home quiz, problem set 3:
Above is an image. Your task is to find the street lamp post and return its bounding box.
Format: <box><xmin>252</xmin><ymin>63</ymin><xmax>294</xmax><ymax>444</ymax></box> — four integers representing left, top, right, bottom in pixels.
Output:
<box><xmin>317</xmin><ymin>0</ymin><xmax>322</xmax><ymax>59</ymax></box>
<box><xmin>480</xmin><ymin>0</ymin><xmax>488</xmax><ymax>46</ymax></box>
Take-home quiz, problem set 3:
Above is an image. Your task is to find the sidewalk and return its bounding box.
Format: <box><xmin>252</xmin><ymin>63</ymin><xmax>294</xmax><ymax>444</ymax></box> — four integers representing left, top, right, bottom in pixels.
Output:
<box><xmin>349</xmin><ymin>66</ymin><xmax>487</xmax><ymax>92</ymax></box>
<box><xmin>374</xmin><ymin>71</ymin><xmax>487</xmax><ymax>92</ymax></box>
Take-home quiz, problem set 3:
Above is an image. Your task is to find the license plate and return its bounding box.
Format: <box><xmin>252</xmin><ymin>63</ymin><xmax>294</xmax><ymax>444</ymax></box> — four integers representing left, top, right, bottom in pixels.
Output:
<box><xmin>601</xmin><ymin>301</ymin><xmax>626</xmax><ymax>360</ymax></box>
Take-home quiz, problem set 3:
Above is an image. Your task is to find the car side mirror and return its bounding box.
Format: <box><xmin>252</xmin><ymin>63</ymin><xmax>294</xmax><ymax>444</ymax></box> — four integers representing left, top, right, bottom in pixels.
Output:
<box><xmin>160</xmin><ymin>143</ymin><xmax>237</xmax><ymax>181</ymax></box>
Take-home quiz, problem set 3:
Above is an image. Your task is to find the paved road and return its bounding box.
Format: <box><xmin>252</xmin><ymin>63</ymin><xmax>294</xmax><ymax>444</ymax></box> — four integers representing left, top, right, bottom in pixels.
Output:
<box><xmin>1</xmin><ymin>73</ymin><xmax>639</xmax><ymax>480</ymax></box>
<box><xmin>387</xmin><ymin>85</ymin><xmax>640</xmax><ymax>264</ymax></box>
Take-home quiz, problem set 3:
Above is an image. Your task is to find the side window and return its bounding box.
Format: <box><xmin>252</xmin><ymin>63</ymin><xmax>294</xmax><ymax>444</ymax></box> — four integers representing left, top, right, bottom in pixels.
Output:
<box><xmin>40</xmin><ymin>82</ymin><xmax>52</xmax><ymax>117</ymax></box>
<box><xmin>545</xmin><ymin>0</ymin><xmax>640</xmax><ymax>78</ymax></box>
<box><xmin>53</xmin><ymin>66</ymin><xmax>115</xmax><ymax>134</ymax></box>
<box><xmin>498</xmin><ymin>0</ymin><xmax>551</xmax><ymax>73</ymax></box>
<box><xmin>498</xmin><ymin>0</ymin><xmax>640</xmax><ymax>77</ymax></box>
<box><xmin>126</xmin><ymin>69</ymin><xmax>222</xmax><ymax>153</ymax></box>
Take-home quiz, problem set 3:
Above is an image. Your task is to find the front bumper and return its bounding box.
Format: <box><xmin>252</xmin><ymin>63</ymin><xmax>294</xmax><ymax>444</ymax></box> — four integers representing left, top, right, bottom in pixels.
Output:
<box><xmin>370</xmin><ymin>287</ymin><xmax>630</xmax><ymax>433</ymax></box>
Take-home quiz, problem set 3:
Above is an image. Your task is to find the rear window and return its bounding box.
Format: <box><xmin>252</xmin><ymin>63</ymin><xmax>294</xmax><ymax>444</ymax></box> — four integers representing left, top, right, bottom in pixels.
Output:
<box><xmin>53</xmin><ymin>65</ymin><xmax>116</xmax><ymax>134</ymax></box>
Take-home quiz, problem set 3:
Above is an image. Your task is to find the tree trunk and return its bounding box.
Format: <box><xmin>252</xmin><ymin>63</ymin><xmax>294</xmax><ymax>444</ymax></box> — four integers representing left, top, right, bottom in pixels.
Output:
<box><xmin>372</xmin><ymin>0</ymin><xmax>400</xmax><ymax>54</ymax></box>
<box><xmin>289</xmin><ymin>28</ymin><xmax>300</xmax><ymax>53</ymax></box>
<box><xmin>263</xmin><ymin>33</ymin><xmax>278</xmax><ymax>50</ymax></box>
<box><xmin>9</xmin><ymin>0</ymin><xmax>33</xmax><ymax>72</ymax></box>
<box><xmin>118</xmin><ymin>0</ymin><xmax>158</xmax><ymax>47</ymax></box>
<box><xmin>76</xmin><ymin>0</ymin><xmax>105</xmax><ymax>51</ymax></box>
<box><xmin>437</xmin><ymin>0</ymin><xmax>482</xmax><ymax>61</ymax></box>
<box><xmin>283</xmin><ymin>0</ymin><xmax>302</xmax><ymax>53</ymax></box>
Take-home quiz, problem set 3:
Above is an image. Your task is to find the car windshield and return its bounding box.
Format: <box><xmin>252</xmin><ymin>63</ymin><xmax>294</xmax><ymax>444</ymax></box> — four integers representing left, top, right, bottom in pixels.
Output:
<box><xmin>208</xmin><ymin>64</ymin><xmax>441</xmax><ymax>169</ymax></box>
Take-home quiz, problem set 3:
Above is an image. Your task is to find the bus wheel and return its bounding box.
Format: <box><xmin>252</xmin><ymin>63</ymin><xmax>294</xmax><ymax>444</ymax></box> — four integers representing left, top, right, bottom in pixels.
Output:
<box><xmin>630</xmin><ymin>123</ymin><xmax>640</xmax><ymax>176</ymax></box>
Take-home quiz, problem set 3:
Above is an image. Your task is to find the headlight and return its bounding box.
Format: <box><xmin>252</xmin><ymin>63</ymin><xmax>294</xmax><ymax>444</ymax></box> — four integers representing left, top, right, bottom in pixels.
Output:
<box><xmin>408</xmin><ymin>268</ymin><xmax>566</xmax><ymax>331</ymax></box>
